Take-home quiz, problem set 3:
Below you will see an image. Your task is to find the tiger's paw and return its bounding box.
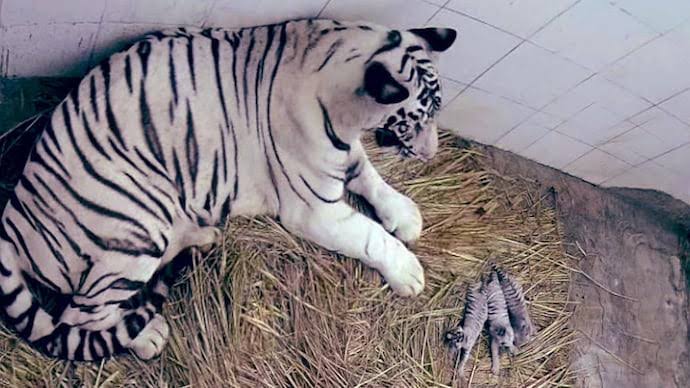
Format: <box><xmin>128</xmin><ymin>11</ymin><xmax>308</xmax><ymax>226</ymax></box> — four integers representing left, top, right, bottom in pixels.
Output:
<box><xmin>379</xmin><ymin>240</ymin><xmax>425</xmax><ymax>297</ymax></box>
<box><xmin>376</xmin><ymin>192</ymin><xmax>422</xmax><ymax>244</ymax></box>
<box><xmin>129</xmin><ymin>314</ymin><xmax>170</xmax><ymax>360</ymax></box>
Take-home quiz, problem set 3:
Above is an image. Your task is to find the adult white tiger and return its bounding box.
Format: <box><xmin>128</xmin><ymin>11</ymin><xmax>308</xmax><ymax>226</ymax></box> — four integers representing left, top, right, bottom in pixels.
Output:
<box><xmin>0</xmin><ymin>19</ymin><xmax>456</xmax><ymax>360</ymax></box>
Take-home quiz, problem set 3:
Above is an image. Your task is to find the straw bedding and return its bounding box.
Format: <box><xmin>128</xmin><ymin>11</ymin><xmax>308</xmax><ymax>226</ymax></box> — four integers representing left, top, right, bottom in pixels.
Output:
<box><xmin>0</xmin><ymin>128</ymin><xmax>575</xmax><ymax>387</ymax></box>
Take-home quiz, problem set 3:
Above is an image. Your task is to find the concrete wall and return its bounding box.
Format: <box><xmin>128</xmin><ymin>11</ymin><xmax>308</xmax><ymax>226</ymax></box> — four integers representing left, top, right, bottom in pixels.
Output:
<box><xmin>1</xmin><ymin>0</ymin><xmax>689</xmax><ymax>203</ymax></box>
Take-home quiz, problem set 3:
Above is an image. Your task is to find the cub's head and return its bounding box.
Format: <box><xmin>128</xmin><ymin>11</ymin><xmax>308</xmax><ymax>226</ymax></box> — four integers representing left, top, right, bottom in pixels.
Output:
<box><xmin>361</xmin><ymin>27</ymin><xmax>456</xmax><ymax>161</ymax></box>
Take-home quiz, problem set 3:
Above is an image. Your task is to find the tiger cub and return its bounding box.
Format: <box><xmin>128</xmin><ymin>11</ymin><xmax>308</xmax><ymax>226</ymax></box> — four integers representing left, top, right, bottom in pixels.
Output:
<box><xmin>494</xmin><ymin>266</ymin><xmax>535</xmax><ymax>347</ymax></box>
<box><xmin>0</xmin><ymin>19</ymin><xmax>456</xmax><ymax>360</ymax></box>
<box><xmin>484</xmin><ymin>271</ymin><xmax>517</xmax><ymax>374</ymax></box>
<box><xmin>444</xmin><ymin>281</ymin><xmax>488</xmax><ymax>376</ymax></box>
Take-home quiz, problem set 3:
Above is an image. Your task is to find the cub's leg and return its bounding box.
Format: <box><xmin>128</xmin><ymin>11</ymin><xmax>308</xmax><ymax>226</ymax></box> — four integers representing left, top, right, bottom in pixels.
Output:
<box><xmin>346</xmin><ymin>144</ymin><xmax>422</xmax><ymax>244</ymax></box>
<box><xmin>281</xmin><ymin>201</ymin><xmax>424</xmax><ymax>296</ymax></box>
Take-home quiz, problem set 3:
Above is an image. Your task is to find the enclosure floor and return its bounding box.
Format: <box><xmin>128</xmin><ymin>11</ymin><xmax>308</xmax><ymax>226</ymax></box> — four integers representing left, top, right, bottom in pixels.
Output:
<box><xmin>2</xmin><ymin>78</ymin><xmax>689</xmax><ymax>387</ymax></box>
<box><xmin>476</xmin><ymin>139</ymin><xmax>690</xmax><ymax>388</ymax></box>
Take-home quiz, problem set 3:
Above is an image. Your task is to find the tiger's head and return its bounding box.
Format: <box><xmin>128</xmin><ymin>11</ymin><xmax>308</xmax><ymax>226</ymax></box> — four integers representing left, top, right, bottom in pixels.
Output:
<box><xmin>361</xmin><ymin>27</ymin><xmax>456</xmax><ymax>161</ymax></box>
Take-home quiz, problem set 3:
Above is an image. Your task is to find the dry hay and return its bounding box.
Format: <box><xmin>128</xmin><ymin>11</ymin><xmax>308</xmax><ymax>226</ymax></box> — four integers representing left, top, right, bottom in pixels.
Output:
<box><xmin>0</xmin><ymin>131</ymin><xmax>575</xmax><ymax>387</ymax></box>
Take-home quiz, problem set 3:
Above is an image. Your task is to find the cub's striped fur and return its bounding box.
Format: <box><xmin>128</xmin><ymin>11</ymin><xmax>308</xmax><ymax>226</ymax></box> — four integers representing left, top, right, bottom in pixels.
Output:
<box><xmin>444</xmin><ymin>281</ymin><xmax>488</xmax><ymax>376</ymax></box>
<box><xmin>484</xmin><ymin>271</ymin><xmax>516</xmax><ymax>374</ymax></box>
<box><xmin>0</xmin><ymin>19</ymin><xmax>455</xmax><ymax>360</ymax></box>
<box><xmin>494</xmin><ymin>266</ymin><xmax>535</xmax><ymax>347</ymax></box>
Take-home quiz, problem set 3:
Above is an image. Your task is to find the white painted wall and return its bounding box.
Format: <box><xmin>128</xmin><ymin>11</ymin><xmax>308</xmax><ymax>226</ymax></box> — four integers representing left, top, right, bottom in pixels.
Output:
<box><xmin>1</xmin><ymin>0</ymin><xmax>689</xmax><ymax>203</ymax></box>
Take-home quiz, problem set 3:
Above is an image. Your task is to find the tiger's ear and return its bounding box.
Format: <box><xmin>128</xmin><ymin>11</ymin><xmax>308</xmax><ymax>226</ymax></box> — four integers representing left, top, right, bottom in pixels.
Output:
<box><xmin>363</xmin><ymin>62</ymin><xmax>409</xmax><ymax>105</ymax></box>
<box><xmin>409</xmin><ymin>27</ymin><xmax>457</xmax><ymax>52</ymax></box>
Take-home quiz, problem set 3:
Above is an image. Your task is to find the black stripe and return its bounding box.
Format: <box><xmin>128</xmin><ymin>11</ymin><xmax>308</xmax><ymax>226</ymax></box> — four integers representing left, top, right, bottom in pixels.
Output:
<box><xmin>229</xmin><ymin>122</ymin><xmax>239</xmax><ymax>200</ymax></box>
<box><xmin>243</xmin><ymin>28</ymin><xmax>256</xmax><ymax>125</ymax></box>
<box><xmin>101</xmin><ymin>60</ymin><xmax>128</xmax><ymax>150</ymax></box>
<box><xmin>201</xmin><ymin>27</ymin><xmax>213</xmax><ymax>38</ymax></box>
<box><xmin>69</xmin><ymin>85</ymin><xmax>80</xmax><ymax>114</ymax></box>
<box><xmin>89</xmin><ymin>75</ymin><xmax>100</xmax><ymax>121</ymax></box>
<box><xmin>62</xmin><ymin>105</ymin><xmax>165</xmax><ymax>224</ymax></box>
<box><xmin>31</xmin><ymin>143</ymin><xmax>70</xmax><ymax>182</ymax></box>
<box><xmin>139</xmin><ymin>79</ymin><xmax>167</xmax><ymax>168</ymax></box>
<box><xmin>124</xmin><ymin>173</ymin><xmax>173</xmax><ymax>224</ymax></box>
<box><xmin>43</xmin><ymin>121</ymin><xmax>62</xmax><ymax>154</ymax></box>
<box><xmin>38</xmin><ymin>138</ymin><xmax>71</xmax><ymax>178</ymax></box>
<box><xmin>124</xmin><ymin>55</ymin><xmax>133</xmax><ymax>93</ymax></box>
<box><xmin>168</xmin><ymin>100</ymin><xmax>175</xmax><ymax>124</ymax></box>
<box><xmin>13</xmin><ymin>185</ymin><xmax>62</xmax><ymax>248</ymax></box>
<box><xmin>406</xmin><ymin>45</ymin><xmax>423</xmax><ymax>53</ymax></box>
<box><xmin>317</xmin><ymin>39</ymin><xmax>343</xmax><ymax>72</ymax></box>
<box><xmin>81</xmin><ymin>112</ymin><xmax>112</xmax><ymax>161</ymax></box>
<box><xmin>345</xmin><ymin>161</ymin><xmax>361</xmax><ymax>184</ymax></box>
<box><xmin>9</xmin><ymin>194</ymin><xmax>37</xmax><ymax>234</ymax></box>
<box><xmin>300</xmin><ymin>175</ymin><xmax>340</xmax><ymax>203</ymax></box>
<box><xmin>89</xmin><ymin>331</ymin><xmax>110</xmax><ymax>359</ymax></box>
<box><xmin>106</xmin><ymin>138</ymin><xmax>146</xmax><ymax>177</ymax></box>
<box><xmin>186</xmin><ymin>36</ymin><xmax>196</xmax><ymax>91</ymax></box>
<box><xmin>366</xmin><ymin>30</ymin><xmax>402</xmax><ymax>63</ymax></box>
<box><xmin>172</xmin><ymin>150</ymin><xmax>186</xmax><ymax>209</ymax></box>
<box><xmin>83</xmin><ymin>271</ymin><xmax>116</xmax><ymax>296</ymax></box>
<box><xmin>33</xmin><ymin>170</ymin><xmax>158</xmax><ymax>256</ymax></box>
<box><xmin>203</xmin><ymin>193</ymin><xmax>212</xmax><ymax>213</ymax></box>
<box><xmin>16</xmin><ymin>300</ymin><xmax>39</xmax><ymax>338</ymax></box>
<box><xmin>220</xmin><ymin>196</ymin><xmax>231</xmax><ymax>221</ymax></box>
<box><xmin>134</xmin><ymin>147</ymin><xmax>170</xmax><ymax>182</ymax></box>
<box><xmin>107</xmin><ymin>326</ymin><xmax>126</xmax><ymax>355</ymax></box>
<box><xmin>185</xmin><ymin>100</ymin><xmax>199</xmax><ymax>197</ymax></box>
<box><xmin>345</xmin><ymin>53</ymin><xmax>362</xmax><ymax>62</ymax></box>
<box><xmin>124</xmin><ymin>312</ymin><xmax>146</xmax><ymax>339</ymax></box>
<box><xmin>209</xmin><ymin>151</ymin><xmax>220</xmax><ymax>208</ymax></box>
<box><xmin>75</xmin><ymin>329</ymin><xmax>87</xmax><ymax>360</ymax></box>
<box><xmin>398</xmin><ymin>53</ymin><xmax>410</xmax><ymax>74</ymax></box>
<box><xmin>137</xmin><ymin>40</ymin><xmax>152</xmax><ymax>77</ymax></box>
<box><xmin>218</xmin><ymin>125</ymin><xmax>228</xmax><ymax>183</ymax></box>
<box><xmin>224</xmin><ymin>31</ymin><xmax>242</xmax><ymax>108</ymax></box>
<box><xmin>264</xmin><ymin>24</ymin><xmax>310</xmax><ymax>206</ymax></box>
<box><xmin>255</xmin><ymin>26</ymin><xmax>276</xmax><ymax>140</ymax></box>
<box><xmin>5</xmin><ymin>218</ymin><xmax>61</xmax><ymax>290</ymax></box>
<box><xmin>210</xmin><ymin>37</ymin><xmax>230</xmax><ymax>129</ymax></box>
<box><xmin>15</xmin><ymin>190</ymin><xmax>68</xmax><ymax>275</ymax></box>
<box><xmin>168</xmin><ymin>39</ymin><xmax>178</xmax><ymax>105</ymax></box>
<box><xmin>0</xmin><ymin>285</ymin><xmax>23</xmax><ymax>306</ymax></box>
<box><xmin>318</xmin><ymin>99</ymin><xmax>350</xmax><ymax>151</ymax></box>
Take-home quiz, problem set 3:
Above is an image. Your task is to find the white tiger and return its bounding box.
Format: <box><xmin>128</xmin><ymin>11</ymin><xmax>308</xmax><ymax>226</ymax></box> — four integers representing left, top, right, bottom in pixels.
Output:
<box><xmin>0</xmin><ymin>19</ymin><xmax>456</xmax><ymax>360</ymax></box>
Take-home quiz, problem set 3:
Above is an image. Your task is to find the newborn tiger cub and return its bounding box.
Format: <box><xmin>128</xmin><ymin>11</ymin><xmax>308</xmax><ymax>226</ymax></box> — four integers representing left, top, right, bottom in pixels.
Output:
<box><xmin>444</xmin><ymin>281</ymin><xmax>488</xmax><ymax>376</ymax></box>
<box><xmin>0</xmin><ymin>19</ymin><xmax>456</xmax><ymax>360</ymax></box>
<box><xmin>484</xmin><ymin>271</ymin><xmax>517</xmax><ymax>374</ymax></box>
<box><xmin>494</xmin><ymin>266</ymin><xmax>535</xmax><ymax>347</ymax></box>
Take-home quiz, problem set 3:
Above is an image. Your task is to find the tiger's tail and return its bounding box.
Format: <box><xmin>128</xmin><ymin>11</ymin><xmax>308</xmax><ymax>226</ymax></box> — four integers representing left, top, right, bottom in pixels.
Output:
<box><xmin>0</xmin><ymin>243</ymin><xmax>170</xmax><ymax>361</ymax></box>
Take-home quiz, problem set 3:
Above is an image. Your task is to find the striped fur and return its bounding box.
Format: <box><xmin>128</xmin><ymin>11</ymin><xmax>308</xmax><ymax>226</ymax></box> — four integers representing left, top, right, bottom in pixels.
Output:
<box><xmin>0</xmin><ymin>19</ymin><xmax>455</xmax><ymax>360</ymax></box>
<box><xmin>483</xmin><ymin>271</ymin><xmax>516</xmax><ymax>374</ymax></box>
<box><xmin>494</xmin><ymin>266</ymin><xmax>535</xmax><ymax>347</ymax></box>
<box><xmin>444</xmin><ymin>281</ymin><xmax>488</xmax><ymax>376</ymax></box>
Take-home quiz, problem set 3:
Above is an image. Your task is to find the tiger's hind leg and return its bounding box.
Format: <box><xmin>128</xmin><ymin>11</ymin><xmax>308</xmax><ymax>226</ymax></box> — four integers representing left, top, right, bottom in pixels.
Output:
<box><xmin>120</xmin><ymin>249</ymin><xmax>191</xmax><ymax>359</ymax></box>
<box><xmin>59</xmin><ymin>254</ymin><xmax>161</xmax><ymax>331</ymax></box>
<box><xmin>122</xmin><ymin>276</ymin><xmax>172</xmax><ymax>360</ymax></box>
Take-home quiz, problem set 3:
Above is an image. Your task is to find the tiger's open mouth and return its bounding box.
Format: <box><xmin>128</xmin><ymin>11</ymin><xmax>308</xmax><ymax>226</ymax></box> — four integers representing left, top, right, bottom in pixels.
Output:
<box><xmin>374</xmin><ymin>128</ymin><xmax>417</xmax><ymax>159</ymax></box>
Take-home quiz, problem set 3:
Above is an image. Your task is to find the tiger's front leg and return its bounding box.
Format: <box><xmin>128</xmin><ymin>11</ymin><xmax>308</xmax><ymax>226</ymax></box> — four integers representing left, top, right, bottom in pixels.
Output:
<box><xmin>346</xmin><ymin>147</ymin><xmax>422</xmax><ymax>244</ymax></box>
<box><xmin>281</xmin><ymin>201</ymin><xmax>424</xmax><ymax>296</ymax></box>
